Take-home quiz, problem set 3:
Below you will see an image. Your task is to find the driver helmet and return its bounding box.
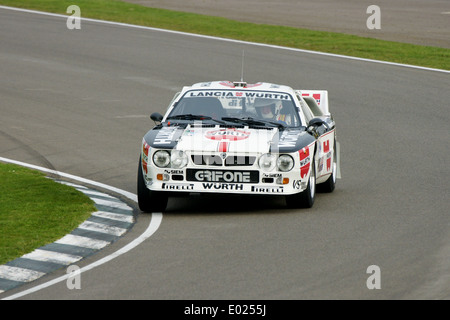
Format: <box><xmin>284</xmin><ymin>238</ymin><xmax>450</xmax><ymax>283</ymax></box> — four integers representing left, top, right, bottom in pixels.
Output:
<box><xmin>254</xmin><ymin>99</ymin><xmax>283</xmax><ymax>120</ymax></box>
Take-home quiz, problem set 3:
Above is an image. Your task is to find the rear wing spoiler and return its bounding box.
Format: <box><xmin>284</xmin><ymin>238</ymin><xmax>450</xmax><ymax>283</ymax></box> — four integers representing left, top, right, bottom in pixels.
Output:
<box><xmin>296</xmin><ymin>90</ymin><xmax>330</xmax><ymax>116</ymax></box>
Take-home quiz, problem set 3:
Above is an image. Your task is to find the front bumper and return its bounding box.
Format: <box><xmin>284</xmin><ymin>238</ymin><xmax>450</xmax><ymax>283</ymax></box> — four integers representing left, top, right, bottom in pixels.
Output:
<box><xmin>141</xmin><ymin>148</ymin><xmax>312</xmax><ymax>195</ymax></box>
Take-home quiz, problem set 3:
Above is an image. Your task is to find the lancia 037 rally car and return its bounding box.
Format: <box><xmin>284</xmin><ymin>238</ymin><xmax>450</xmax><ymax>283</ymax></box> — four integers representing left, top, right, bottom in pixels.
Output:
<box><xmin>138</xmin><ymin>81</ymin><xmax>340</xmax><ymax>212</ymax></box>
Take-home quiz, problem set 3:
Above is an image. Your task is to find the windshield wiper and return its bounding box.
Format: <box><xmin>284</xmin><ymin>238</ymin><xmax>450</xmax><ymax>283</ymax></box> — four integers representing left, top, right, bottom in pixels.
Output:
<box><xmin>167</xmin><ymin>114</ymin><xmax>226</xmax><ymax>125</ymax></box>
<box><xmin>167</xmin><ymin>114</ymin><xmax>211</xmax><ymax>120</ymax></box>
<box><xmin>222</xmin><ymin>117</ymin><xmax>285</xmax><ymax>128</ymax></box>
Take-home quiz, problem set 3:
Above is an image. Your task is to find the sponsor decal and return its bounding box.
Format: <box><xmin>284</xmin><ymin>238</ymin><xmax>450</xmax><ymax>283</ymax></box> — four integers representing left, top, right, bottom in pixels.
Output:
<box><xmin>205</xmin><ymin>128</ymin><xmax>250</xmax><ymax>141</ymax></box>
<box><xmin>186</xmin><ymin>169</ymin><xmax>258</xmax><ymax>183</ymax></box>
<box><xmin>202</xmin><ymin>183</ymin><xmax>244</xmax><ymax>190</ymax></box>
<box><xmin>278</xmin><ymin>130</ymin><xmax>301</xmax><ymax>148</ymax></box>
<box><xmin>292</xmin><ymin>180</ymin><xmax>302</xmax><ymax>189</ymax></box>
<box><xmin>219</xmin><ymin>81</ymin><xmax>235</xmax><ymax>88</ymax></box>
<box><xmin>262</xmin><ymin>173</ymin><xmax>282</xmax><ymax>178</ymax></box>
<box><xmin>292</xmin><ymin>180</ymin><xmax>307</xmax><ymax>190</ymax></box>
<box><xmin>154</xmin><ymin>127</ymin><xmax>178</xmax><ymax>145</ymax></box>
<box><xmin>142</xmin><ymin>140</ymin><xmax>150</xmax><ymax>174</ymax></box>
<box><xmin>302</xmin><ymin>93</ymin><xmax>322</xmax><ymax>105</ymax></box>
<box><xmin>323</xmin><ymin>140</ymin><xmax>330</xmax><ymax>153</ymax></box>
<box><xmin>182</xmin><ymin>129</ymin><xmax>195</xmax><ymax>137</ymax></box>
<box><xmin>299</xmin><ymin>147</ymin><xmax>311</xmax><ymax>178</ymax></box>
<box><xmin>323</xmin><ymin>140</ymin><xmax>331</xmax><ymax>170</ymax></box>
<box><xmin>142</xmin><ymin>140</ymin><xmax>150</xmax><ymax>157</ymax></box>
<box><xmin>299</xmin><ymin>155</ymin><xmax>310</xmax><ymax>167</ymax></box>
<box><xmin>164</xmin><ymin>169</ymin><xmax>183</xmax><ymax>174</ymax></box>
<box><xmin>187</xmin><ymin>91</ymin><xmax>290</xmax><ymax>100</ymax></box>
<box><xmin>326</xmin><ymin>151</ymin><xmax>332</xmax><ymax>171</ymax></box>
<box><xmin>251</xmin><ymin>186</ymin><xmax>284</xmax><ymax>193</ymax></box>
<box><xmin>205</xmin><ymin>128</ymin><xmax>251</xmax><ymax>153</ymax></box>
<box><xmin>142</xmin><ymin>158</ymin><xmax>148</xmax><ymax>175</ymax></box>
<box><xmin>161</xmin><ymin>183</ymin><xmax>194</xmax><ymax>190</ymax></box>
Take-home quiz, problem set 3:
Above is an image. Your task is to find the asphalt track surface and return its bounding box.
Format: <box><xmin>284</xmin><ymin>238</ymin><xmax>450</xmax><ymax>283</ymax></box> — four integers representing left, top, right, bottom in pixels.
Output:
<box><xmin>126</xmin><ymin>0</ymin><xmax>450</xmax><ymax>48</ymax></box>
<box><xmin>0</xmin><ymin>7</ymin><xmax>449</xmax><ymax>300</ymax></box>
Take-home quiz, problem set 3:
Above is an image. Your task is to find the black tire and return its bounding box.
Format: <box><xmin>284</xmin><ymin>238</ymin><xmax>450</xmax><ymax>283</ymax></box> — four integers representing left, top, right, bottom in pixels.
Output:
<box><xmin>137</xmin><ymin>156</ymin><xmax>168</xmax><ymax>212</ymax></box>
<box><xmin>286</xmin><ymin>159</ymin><xmax>316</xmax><ymax>208</ymax></box>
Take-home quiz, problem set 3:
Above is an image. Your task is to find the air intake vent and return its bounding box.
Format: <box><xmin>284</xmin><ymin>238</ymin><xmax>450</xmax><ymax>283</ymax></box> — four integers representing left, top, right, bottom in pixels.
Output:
<box><xmin>233</xmin><ymin>81</ymin><xmax>247</xmax><ymax>88</ymax></box>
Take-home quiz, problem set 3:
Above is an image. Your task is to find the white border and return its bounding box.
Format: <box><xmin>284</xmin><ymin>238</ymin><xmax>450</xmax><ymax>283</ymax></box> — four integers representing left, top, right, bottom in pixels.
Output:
<box><xmin>0</xmin><ymin>157</ymin><xmax>162</xmax><ymax>300</ymax></box>
<box><xmin>0</xmin><ymin>5</ymin><xmax>449</xmax><ymax>74</ymax></box>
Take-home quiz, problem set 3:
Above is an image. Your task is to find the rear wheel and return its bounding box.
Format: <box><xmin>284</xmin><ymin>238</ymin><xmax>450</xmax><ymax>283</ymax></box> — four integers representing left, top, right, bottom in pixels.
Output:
<box><xmin>286</xmin><ymin>159</ymin><xmax>316</xmax><ymax>208</ymax></box>
<box><xmin>137</xmin><ymin>156</ymin><xmax>168</xmax><ymax>212</ymax></box>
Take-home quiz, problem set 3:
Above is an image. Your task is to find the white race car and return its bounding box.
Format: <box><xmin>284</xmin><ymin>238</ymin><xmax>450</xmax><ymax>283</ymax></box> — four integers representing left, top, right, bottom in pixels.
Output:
<box><xmin>138</xmin><ymin>81</ymin><xmax>340</xmax><ymax>212</ymax></box>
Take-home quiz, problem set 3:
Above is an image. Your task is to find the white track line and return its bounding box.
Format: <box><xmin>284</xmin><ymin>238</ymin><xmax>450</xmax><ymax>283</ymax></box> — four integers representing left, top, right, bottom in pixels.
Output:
<box><xmin>0</xmin><ymin>157</ymin><xmax>162</xmax><ymax>300</ymax></box>
<box><xmin>0</xmin><ymin>5</ymin><xmax>448</xmax><ymax>74</ymax></box>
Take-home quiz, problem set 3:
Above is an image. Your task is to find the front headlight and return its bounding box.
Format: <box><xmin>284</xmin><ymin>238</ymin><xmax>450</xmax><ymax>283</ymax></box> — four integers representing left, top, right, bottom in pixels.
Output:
<box><xmin>171</xmin><ymin>150</ymin><xmax>188</xmax><ymax>169</ymax></box>
<box><xmin>258</xmin><ymin>153</ymin><xmax>277</xmax><ymax>171</ymax></box>
<box><xmin>153</xmin><ymin>150</ymin><xmax>170</xmax><ymax>168</ymax></box>
<box><xmin>277</xmin><ymin>155</ymin><xmax>294</xmax><ymax>172</ymax></box>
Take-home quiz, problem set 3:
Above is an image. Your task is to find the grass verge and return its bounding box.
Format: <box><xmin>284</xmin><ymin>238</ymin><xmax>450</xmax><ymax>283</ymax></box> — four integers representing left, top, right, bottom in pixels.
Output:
<box><xmin>0</xmin><ymin>0</ymin><xmax>448</xmax><ymax>70</ymax></box>
<box><xmin>0</xmin><ymin>163</ymin><xmax>96</xmax><ymax>265</ymax></box>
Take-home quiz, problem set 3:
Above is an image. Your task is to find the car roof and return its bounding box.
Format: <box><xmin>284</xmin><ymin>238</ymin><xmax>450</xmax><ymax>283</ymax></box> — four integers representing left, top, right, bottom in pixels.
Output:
<box><xmin>181</xmin><ymin>81</ymin><xmax>296</xmax><ymax>94</ymax></box>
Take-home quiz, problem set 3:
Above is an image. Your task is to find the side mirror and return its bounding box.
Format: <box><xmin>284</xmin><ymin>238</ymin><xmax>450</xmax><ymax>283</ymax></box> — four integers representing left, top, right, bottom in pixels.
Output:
<box><xmin>307</xmin><ymin>117</ymin><xmax>330</xmax><ymax>137</ymax></box>
<box><xmin>308</xmin><ymin>117</ymin><xmax>326</xmax><ymax>127</ymax></box>
<box><xmin>150</xmin><ymin>112</ymin><xmax>163</xmax><ymax>124</ymax></box>
<box><xmin>308</xmin><ymin>117</ymin><xmax>330</xmax><ymax>129</ymax></box>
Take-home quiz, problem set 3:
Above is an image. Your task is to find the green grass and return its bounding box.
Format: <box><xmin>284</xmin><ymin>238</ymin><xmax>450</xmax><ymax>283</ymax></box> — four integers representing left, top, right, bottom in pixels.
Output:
<box><xmin>0</xmin><ymin>0</ymin><xmax>448</xmax><ymax>70</ymax></box>
<box><xmin>0</xmin><ymin>163</ymin><xmax>96</xmax><ymax>265</ymax></box>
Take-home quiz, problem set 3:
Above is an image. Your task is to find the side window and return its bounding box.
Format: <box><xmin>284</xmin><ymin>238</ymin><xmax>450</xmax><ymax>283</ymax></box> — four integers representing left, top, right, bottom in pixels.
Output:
<box><xmin>303</xmin><ymin>96</ymin><xmax>324</xmax><ymax>117</ymax></box>
<box><xmin>297</xmin><ymin>94</ymin><xmax>314</xmax><ymax>123</ymax></box>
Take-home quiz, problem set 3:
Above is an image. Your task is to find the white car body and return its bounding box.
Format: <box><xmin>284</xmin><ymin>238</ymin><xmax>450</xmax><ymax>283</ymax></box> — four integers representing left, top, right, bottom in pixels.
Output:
<box><xmin>138</xmin><ymin>81</ymin><xmax>340</xmax><ymax>212</ymax></box>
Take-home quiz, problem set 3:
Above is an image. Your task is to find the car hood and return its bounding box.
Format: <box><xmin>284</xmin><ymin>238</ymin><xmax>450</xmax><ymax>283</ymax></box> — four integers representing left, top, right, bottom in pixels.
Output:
<box><xmin>144</xmin><ymin>125</ymin><xmax>314</xmax><ymax>153</ymax></box>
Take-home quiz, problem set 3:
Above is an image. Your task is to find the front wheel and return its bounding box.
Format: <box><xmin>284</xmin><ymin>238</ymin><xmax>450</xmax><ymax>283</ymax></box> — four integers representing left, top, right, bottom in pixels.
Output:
<box><xmin>137</xmin><ymin>156</ymin><xmax>168</xmax><ymax>212</ymax></box>
<box><xmin>286</xmin><ymin>159</ymin><xmax>316</xmax><ymax>208</ymax></box>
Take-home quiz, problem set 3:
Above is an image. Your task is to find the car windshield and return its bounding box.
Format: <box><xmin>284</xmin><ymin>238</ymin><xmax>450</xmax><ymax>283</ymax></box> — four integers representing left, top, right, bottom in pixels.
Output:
<box><xmin>167</xmin><ymin>89</ymin><xmax>301</xmax><ymax>128</ymax></box>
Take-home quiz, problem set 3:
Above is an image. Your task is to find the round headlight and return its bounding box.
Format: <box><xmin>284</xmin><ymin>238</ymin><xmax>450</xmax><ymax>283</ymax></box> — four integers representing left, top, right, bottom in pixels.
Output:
<box><xmin>277</xmin><ymin>155</ymin><xmax>294</xmax><ymax>172</ymax></box>
<box><xmin>153</xmin><ymin>150</ymin><xmax>170</xmax><ymax>168</ymax></box>
<box><xmin>258</xmin><ymin>153</ymin><xmax>277</xmax><ymax>171</ymax></box>
<box><xmin>171</xmin><ymin>150</ymin><xmax>188</xmax><ymax>169</ymax></box>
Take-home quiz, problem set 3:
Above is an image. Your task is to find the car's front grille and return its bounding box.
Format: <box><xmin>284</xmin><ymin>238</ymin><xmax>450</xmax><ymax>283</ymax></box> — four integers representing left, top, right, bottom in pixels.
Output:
<box><xmin>223</xmin><ymin>155</ymin><xmax>256</xmax><ymax>166</ymax></box>
<box><xmin>191</xmin><ymin>154</ymin><xmax>256</xmax><ymax>166</ymax></box>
